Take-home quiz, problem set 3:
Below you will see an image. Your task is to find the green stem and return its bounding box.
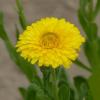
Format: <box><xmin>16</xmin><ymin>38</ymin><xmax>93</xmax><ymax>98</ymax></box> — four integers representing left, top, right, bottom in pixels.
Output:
<box><xmin>52</xmin><ymin>69</ymin><xmax>59</xmax><ymax>100</ymax></box>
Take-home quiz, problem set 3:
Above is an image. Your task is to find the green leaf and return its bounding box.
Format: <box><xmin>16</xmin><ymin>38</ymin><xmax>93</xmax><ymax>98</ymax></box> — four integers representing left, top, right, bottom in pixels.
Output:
<box><xmin>36</xmin><ymin>92</ymin><xmax>51</xmax><ymax>100</ymax></box>
<box><xmin>78</xmin><ymin>10</ymin><xmax>97</xmax><ymax>41</ymax></box>
<box><xmin>16</xmin><ymin>0</ymin><xmax>27</xmax><ymax>30</ymax></box>
<box><xmin>58</xmin><ymin>82</ymin><xmax>70</xmax><ymax>100</ymax></box>
<box><xmin>40</xmin><ymin>67</ymin><xmax>54</xmax><ymax>99</ymax></box>
<box><xmin>25</xmin><ymin>75</ymin><xmax>44</xmax><ymax>100</ymax></box>
<box><xmin>78</xmin><ymin>10</ymin><xmax>90</xmax><ymax>37</ymax></box>
<box><xmin>15</xmin><ymin>24</ymin><xmax>20</xmax><ymax>40</ymax></box>
<box><xmin>78</xmin><ymin>0</ymin><xmax>98</xmax><ymax>40</ymax></box>
<box><xmin>78</xmin><ymin>0</ymin><xmax>100</xmax><ymax>100</ymax></box>
<box><xmin>70</xmin><ymin>89</ymin><xmax>75</xmax><ymax>100</ymax></box>
<box><xmin>79</xmin><ymin>0</ymin><xmax>89</xmax><ymax>15</ymax></box>
<box><xmin>5</xmin><ymin>40</ymin><xmax>37</xmax><ymax>82</ymax></box>
<box><xmin>32</xmin><ymin>75</ymin><xmax>43</xmax><ymax>88</ymax></box>
<box><xmin>74</xmin><ymin>59</ymin><xmax>92</xmax><ymax>72</ymax></box>
<box><xmin>90</xmin><ymin>23</ymin><xmax>98</xmax><ymax>39</ymax></box>
<box><xmin>0</xmin><ymin>12</ymin><xmax>9</xmax><ymax>40</ymax></box>
<box><xmin>84</xmin><ymin>38</ymin><xmax>100</xmax><ymax>68</ymax></box>
<box><xmin>87</xmin><ymin>0</ymin><xmax>94</xmax><ymax>21</ymax></box>
<box><xmin>74</xmin><ymin>76</ymin><xmax>93</xmax><ymax>100</ymax></box>
<box><xmin>0</xmin><ymin>12</ymin><xmax>37</xmax><ymax>82</ymax></box>
<box><xmin>84</xmin><ymin>41</ymin><xmax>95</xmax><ymax>67</ymax></box>
<box><xmin>88</xmin><ymin>42</ymin><xmax>100</xmax><ymax>100</ymax></box>
<box><xmin>57</xmin><ymin>67</ymin><xmax>79</xmax><ymax>100</ymax></box>
<box><xmin>79</xmin><ymin>0</ymin><xmax>94</xmax><ymax>21</ymax></box>
<box><xmin>94</xmin><ymin>0</ymin><xmax>100</xmax><ymax>18</ymax></box>
<box><xmin>97</xmin><ymin>38</ymin><xmax>100</xmax><ymax>57</ymax></box>
<box><xmin>80</xmin><ymin>0</ymin><xmax>90</xmax><ymax>13</ymax></box>
<box><xmin>88</xmin><ymin>73</ymin><xmax>100</xmax><ymax>100</ymax></box>
<box><xmin>26</xmin><ymin>82</ymin><xmax>51</xmax><ymax>100</ymax></box>
<box><xmin>25</xmin><ymin>84</ymin><xmax>36</xmax><ymax>100</ymax></box>
<box><xmin>19</xmin><ymin>87</ymin><xmax>27</xmax><ymax>99</ymax></box>
<box><xmin>56</xmin><ymin>67</ymin><xmax>68</xmax><ymax>82</ymax></box>
<box><xmin>57</xmin><ymin>68</ymin><xmax>70</xmax><ymax>100</ymax></box>
<box><xmin>40</xmin><ymin>67</ymin><xmax>51</xmax><ymax>83</ymax></box>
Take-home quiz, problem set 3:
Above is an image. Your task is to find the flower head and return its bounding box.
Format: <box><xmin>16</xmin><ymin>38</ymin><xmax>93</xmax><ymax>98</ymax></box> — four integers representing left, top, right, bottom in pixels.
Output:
<box><xmin>16</xmin><ymin>17</ymin><xmax>85</xmax><ymax>68</ymax></box>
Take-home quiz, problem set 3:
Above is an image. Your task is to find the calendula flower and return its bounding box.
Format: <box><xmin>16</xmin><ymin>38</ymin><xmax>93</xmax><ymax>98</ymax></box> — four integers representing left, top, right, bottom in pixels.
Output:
<box><xmin>16</xmin><ymin>17</ymin><xmax>85</xmax><ymax>68</ymax></box>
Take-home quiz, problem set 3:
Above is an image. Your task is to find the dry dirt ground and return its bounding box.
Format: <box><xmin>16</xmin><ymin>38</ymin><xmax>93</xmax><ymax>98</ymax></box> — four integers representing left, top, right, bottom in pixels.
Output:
<box><xmin>0</xmin><ymin>0</ymin><xmax>100</xmax><ymax>100</ymax></box>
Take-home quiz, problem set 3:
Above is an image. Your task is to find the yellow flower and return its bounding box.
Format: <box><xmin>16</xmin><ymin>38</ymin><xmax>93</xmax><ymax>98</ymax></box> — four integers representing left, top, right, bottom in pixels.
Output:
<box><xmin>16</xmin><ymin>17</ymin><xmax>85</xmax><ymax>68</ymax></box>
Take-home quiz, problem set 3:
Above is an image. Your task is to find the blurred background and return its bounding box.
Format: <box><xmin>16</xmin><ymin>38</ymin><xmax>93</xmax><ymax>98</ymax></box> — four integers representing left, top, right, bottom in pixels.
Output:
<box><xmin>0</xmin><ymin>0</ymin><xmax>100</xmax><ymax>100</ymax></box>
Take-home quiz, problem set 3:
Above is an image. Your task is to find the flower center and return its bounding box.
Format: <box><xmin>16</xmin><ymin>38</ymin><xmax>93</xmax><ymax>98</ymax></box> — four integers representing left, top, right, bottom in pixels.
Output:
<box><xmin>41</xmin><ymin>32</ymin><xmax>59</xmax><ymax>49</ymax></box>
